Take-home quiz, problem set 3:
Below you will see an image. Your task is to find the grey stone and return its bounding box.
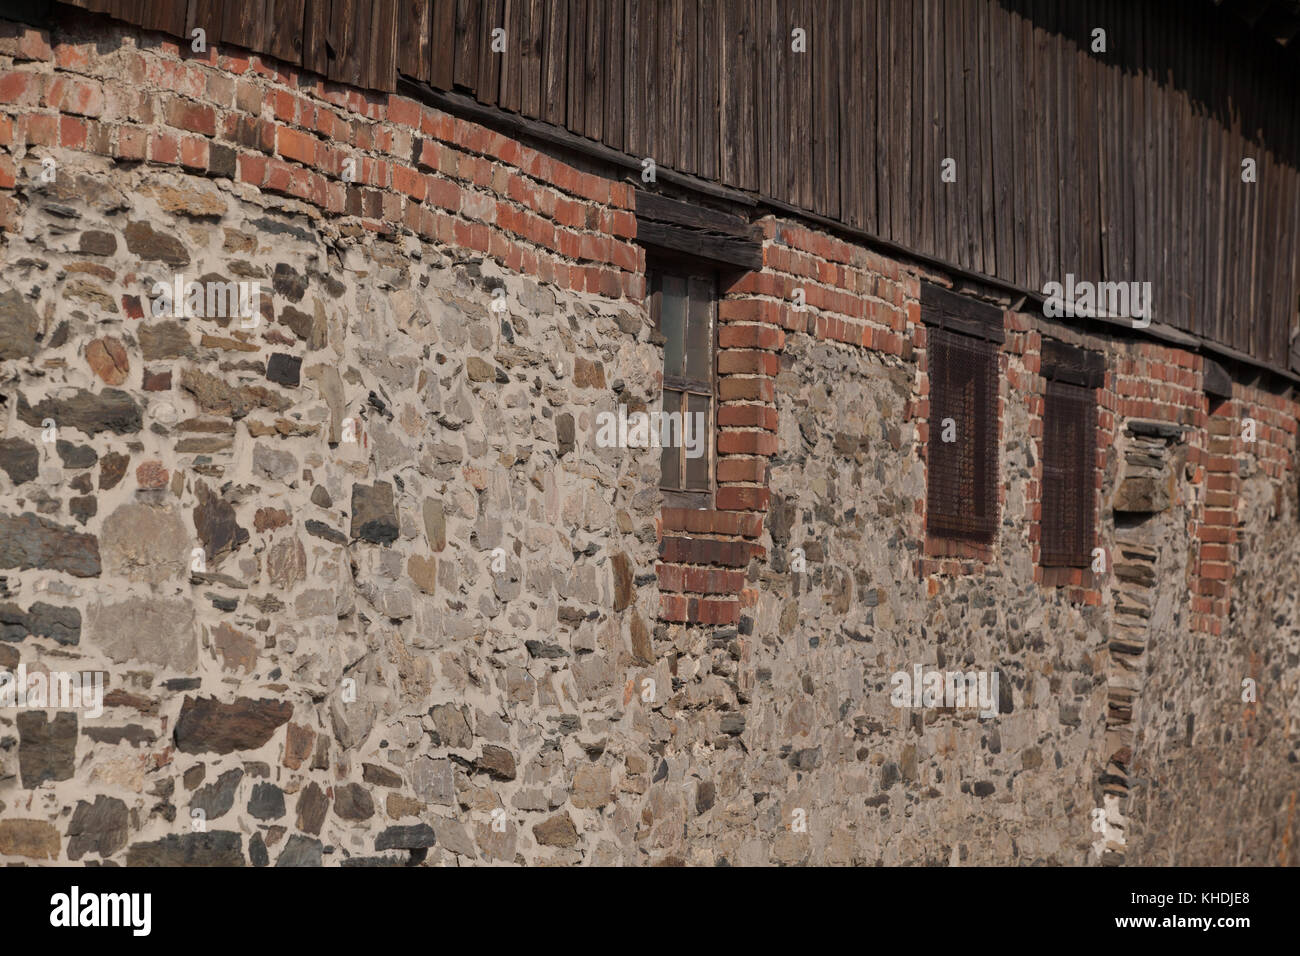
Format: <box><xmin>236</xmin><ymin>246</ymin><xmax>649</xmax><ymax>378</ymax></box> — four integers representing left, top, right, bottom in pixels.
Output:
<box><xmin>66</xmin><ymin>795</ymin><xmax>129</xmax><ymax>861</ymax></box>
<box><xmin>55</xmin><ymin>440</ymin><xmax>97</xmax><ymax>469</ymax></box>
<box><xmin>375</xmin><ymin>824</ymin><xmax>436</xmax><ymax>851</ymax></box>
<box><xmin>17</xmin><ymin>711</ymin><xmax>77</xmax><ymax>788</ymax></box>
<box><xmin>429</xmin><ymin>703</ymin><xmax>473</xmax><ymax>749</ymax></box>
<box><xmin>351</xmin><ymin>481</ymin><xmax>398</xmax><ymax>544</ymax></box>
<box><xmin>17</xmin><ymin>388</ymin><xmax>142</xmax><ymax>436</ymax></box>
<box><xmin>101</xmin><ymin>503</ymin><xmax>189</xmax><ymax>582</ymax></box>
<box><xmin>247</xmin><ymin>782</ymin><xmax>286</xmax><ymax>820</ymax></box>
<box><xmin>266</xmin><ymin>352</ymin><xmax>302</xmax><ymax>387</ymax></box>
<box><xmin>0</xmin><ymin>513</ymin><xmax>101</xmax><ymax>577</ymax></box>
<box><xmin>334</xmin><ymin>782</ymin><xmax>375</xmax><ymax>821</ymax></box>
<box><xmin>189</xmin><ymin>767</ymin><xmax>244</xmax><ymax>820</ymax></box>
<box><xmin>253</xmin><ymin>444</ymin><xmax>298</xmax><ymax>482</ymax></box>
<box><xmin>0</xmin><ymin>438</ymin><xmax>38</xmax><ymax>484</ymax></box>
<box><xmin>410</xmin><ymin>756</ymin><xmax>455</xmax><ymax>806</ymax></box>
<box><xmin>126</xmin><ymin>832</ymin><xmax>244</xmax><ymax>866</ymax></box>
<box><xmin>275</xmin><ymin>835</ymin><xmax>322</xmax><ymax>867</ymax></box>
<box><xmin>0</xmin><ymin>288</ymin><xmax>41</xmax><ymax>360</ymax></box>
<box><xmin>87</xmin><ymin>596</ymin><xmax>197</xmax><ymax>669</ymax></box>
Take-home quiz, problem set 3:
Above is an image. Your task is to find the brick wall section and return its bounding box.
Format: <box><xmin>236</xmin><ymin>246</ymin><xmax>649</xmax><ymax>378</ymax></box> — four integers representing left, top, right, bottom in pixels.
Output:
<box><xmin>2</xmin><ymin>17</ymin><xmax>1297</xmax><ymax>637</ymax></box>
<box><xmin>655</xmin><ymin>217</ymin><xmax>910</xmax><ymax>626</ymax></box>
<box><xmin>1015</xmin><ymin>323</ymin><xmax>1113</xmax><ymax>605</ymax></box>
<box><xmin>0</xmin><ymin>23</ymin><xmax>643</xmax><ymax>300</ymax></box>
<box><xmin>1192</xmin><ymin>387</ymin><xmax>1296</xmax><ymax>634</ymax></box>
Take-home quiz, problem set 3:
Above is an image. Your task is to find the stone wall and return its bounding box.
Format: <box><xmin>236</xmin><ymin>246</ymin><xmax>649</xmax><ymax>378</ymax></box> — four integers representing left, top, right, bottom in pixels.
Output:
<box><xmin>0</xmin><ymin>14</ymin><xmax>1297</xmax><ymax>866</ymax></box>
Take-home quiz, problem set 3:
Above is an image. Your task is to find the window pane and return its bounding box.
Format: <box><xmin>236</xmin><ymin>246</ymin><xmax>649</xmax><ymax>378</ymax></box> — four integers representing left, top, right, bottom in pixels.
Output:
<box><xmin>660</xmin><ymin>389</ymin><xmax>683</xmax><ymax>489</ymax></box>
<box><xmin>685</xmin><ymin>276</ymin><xmax>713</xmax><ymax>382</ymax></box>
<box><xmin>684</xmin><ymin>392</ymin><xmax>711</xmax><ymax>490</ymax></box>
<box><xmin>660</xmin><ymin>275</ymin><xmax>687</xmax><ymax>378</ymax></box>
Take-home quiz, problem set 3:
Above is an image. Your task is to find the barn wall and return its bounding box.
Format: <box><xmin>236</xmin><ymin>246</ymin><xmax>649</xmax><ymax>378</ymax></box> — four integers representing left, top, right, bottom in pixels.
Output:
<box><xmin>0</xmin><ymin>14</ymin><xmax>1297</xmax><ymax>866</ymax></box>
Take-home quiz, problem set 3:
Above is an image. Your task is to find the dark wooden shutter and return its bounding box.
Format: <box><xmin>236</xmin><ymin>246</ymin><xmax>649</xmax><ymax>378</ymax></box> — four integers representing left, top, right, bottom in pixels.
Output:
<box><xmin>926</xmin><ymin>325</ymin><xmax>1000</xmax><ymax>543</ymax></box>
<box><xmin>1041</xmin><ymin>341</ymin><xmax>1102</xmax><ymax>568</ymax></box>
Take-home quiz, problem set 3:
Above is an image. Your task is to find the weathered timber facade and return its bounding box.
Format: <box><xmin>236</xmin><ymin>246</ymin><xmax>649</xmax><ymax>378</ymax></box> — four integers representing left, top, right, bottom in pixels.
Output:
<box><xmin>53</xmin><ymin>0</ymin><xmax>1300</xmax><ymax>374</ymax></box>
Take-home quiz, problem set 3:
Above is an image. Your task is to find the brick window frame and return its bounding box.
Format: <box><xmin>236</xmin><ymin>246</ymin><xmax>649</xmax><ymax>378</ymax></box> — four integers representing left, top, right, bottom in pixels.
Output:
<box><xmin>649</xmin><ymin>265</ymin><xmax>718</xmax><ymax>506</ymax></box>
<box><xmin>921</xmin><ymin>284</ymin><xmax>1005</xmax><ymax>556</ymax></box>
<box><xmin>1039</xmin><ymin>340</ymin><xmax>1104</xmax><ymax>568</ymax></box>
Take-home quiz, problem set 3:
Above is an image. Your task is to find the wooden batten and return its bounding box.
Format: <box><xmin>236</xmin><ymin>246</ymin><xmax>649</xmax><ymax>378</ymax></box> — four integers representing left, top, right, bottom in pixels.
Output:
<box><xmin>633</xmin><ymin>190</ymin><xmax>764</xmax><ymax>271</ymax></box>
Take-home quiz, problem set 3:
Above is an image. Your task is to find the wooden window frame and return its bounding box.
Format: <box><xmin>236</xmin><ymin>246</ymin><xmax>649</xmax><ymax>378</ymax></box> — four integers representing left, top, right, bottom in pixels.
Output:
<box><xmin>649</xmin><ymin>262</ymin><xmax>717</xmax><ymax>508</ymax></box>
<box><xmin>922</xmin><ymin>284</ymin><xmax>1004</xmax><ymax>547</ymax></box>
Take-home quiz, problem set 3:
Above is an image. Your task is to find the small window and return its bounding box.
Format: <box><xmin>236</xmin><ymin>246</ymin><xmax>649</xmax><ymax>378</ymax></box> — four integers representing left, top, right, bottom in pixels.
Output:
<box><xmin>1040</xmin><ymin>341</ymin><xmax>1103</xmax><ymax>568</ymax></box>
<box><xmin>922</xmin><ymin>284</ymin><xmax>1004</xmax><ymax>545</ymax></box>
<box><xmin>652</xmin><ymin>269</ymin><xmax>715</xmax><ymax>494</ymax></box>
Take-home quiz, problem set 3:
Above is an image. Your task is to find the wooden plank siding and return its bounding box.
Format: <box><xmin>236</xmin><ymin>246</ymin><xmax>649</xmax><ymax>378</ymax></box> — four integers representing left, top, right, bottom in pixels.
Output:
<box><xmin>54</xmin><ymin>0</ymin><xmax>1300</xmax><ymax>372</ymax></box>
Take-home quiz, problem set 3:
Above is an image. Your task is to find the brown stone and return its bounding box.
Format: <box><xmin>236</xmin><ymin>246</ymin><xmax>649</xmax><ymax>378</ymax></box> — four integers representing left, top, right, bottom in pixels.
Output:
<box><xmin>532</xmin><ymin>812</ymin><xmax>579</xmax><ymax>848</ymax></box>
<box><xmin>350</xmin><ymin>481</ymin><xmax>398</xmax><ymax>544</ymax></box>
<box><xmin>85</xmin><ymin>336</ymin><xmax>129</xmax><ymax>385</ymax></box>
<box><xmin>180</xmin><ymin>367</ymin><xmax>291</xmax><ymax>419</ymax></box>
<box><xmin>266</xmin><ymin>535</ymin><xmax>306</xmax><ymax>590</ymax></box>
<box><xmin>611</xmin><ymin>551</ymin><xmax>634</xmax><ymax>611</ymax></box>
<box><xmin>174</xmin><ymin>696</ymin><xmax>293</xmax><ymax>755</ymax></box>
<box><xmin>386</xmin><ymin>793</ymin><xmax>423</xmax><ymax>819</ymax></box>
<box><xmin>466</xmin><ymin>356</ymin><xmax>496</xmax><ymax>381</ymax></box>
<box><xmin>0</xmin><ymin>819</ymin><xmax>60</xmax><ymax>860</ymax></box>
<box><xmin>283</xmin><ymin>723</ymin><xmax>314</xmax><ymax>770</ymax></box>
<box><xmin>99</xmin><ymin>451</ymin><xmax>129</xmax><ymax>490</ymax></box>
<box><xmin>141</xmin><ymin>182</ymin><xmax>226</xmax><ymax>219</ymax></box>
<box><xmin>295</xmin><ymin>781</ymin><xmax>328</xmax><ymax>835</ymax></box>
<box><xmin>408</xmin><ymin>554</ymin><xmax>437</xmax><ymax>594</ymax></box>
<box><xmin>124</xmin><ymin>220</ymin><xmax>190</xmax><ymax>265</ymax></box>
<box><xmin>573</xmin><ymin>356</ymin><xmax>605</xmax><ymax>389</ymax></box>
<box><xmin>143</xmin><ymin>368</ymin><xmax>172</xmax><ymax>391</ymax></box>
<box><xmin>571</xmin><ymin>765</ymin><xmax>612</xmax><ymax>809</ymax></box>
<box><xmin>476</xmin><ymin>744</ymin><xmax>516</xmax><ymax>780</ymax></box>
<box><xmin>629</xmin><ymin>614</ymin><xmax>654</xmax><ymax>665</ymax></box>
<box><xmin>254</xmin><ymin>507</ymin><xmax>291</xmax><ymax>532</ymax></box>
<box><xmin>139</xmin><ymin>320</ymin><xmax>193</xmax><ymax>360</ymax></box>
<box><xmin>212</xmin><ymin>622</ymin><xmax>258</xmax><ymax>673</ymax></box>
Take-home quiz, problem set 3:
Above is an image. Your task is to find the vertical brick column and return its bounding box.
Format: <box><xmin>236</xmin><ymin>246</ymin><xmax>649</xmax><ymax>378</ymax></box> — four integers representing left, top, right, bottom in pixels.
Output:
<box><xmin>654</xmin><ymin>270</ymin><xmax>786</xmax><ymax>627</ymax></box>
<box><xmin>1194</xmin><ymin>398</ymin><xmax>1241</xmax><ymax>634</ymax></box>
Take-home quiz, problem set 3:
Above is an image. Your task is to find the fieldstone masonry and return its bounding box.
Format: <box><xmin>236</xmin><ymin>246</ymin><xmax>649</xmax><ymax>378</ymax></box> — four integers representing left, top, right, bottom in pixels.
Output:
<box><xmin>0</xmin><ymin>15</ymin><xmax>1297</xmax><ymax>866</ymax></box>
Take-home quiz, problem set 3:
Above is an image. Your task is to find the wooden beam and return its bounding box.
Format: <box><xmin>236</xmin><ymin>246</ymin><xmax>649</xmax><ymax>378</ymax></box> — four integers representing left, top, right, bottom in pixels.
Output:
<box><xmin>921</xmin><ymin>283</ymin><xmax>1006</xmax><ymax>344</ymax></box>
<box><xmin>1203</xmin><ymin>355</ymin><xmax>1234</xmax><ymax>396</ymax></box>
<box><xmin>633</xmin><ymin>188</ymin><xmax>763</xmax><ymax>270</ymax></box>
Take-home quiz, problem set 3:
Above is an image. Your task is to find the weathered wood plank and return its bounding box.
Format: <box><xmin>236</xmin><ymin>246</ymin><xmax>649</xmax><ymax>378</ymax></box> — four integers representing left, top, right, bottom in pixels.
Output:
<box><xmin>601</xmin><ymin>0</ymin><xmax>623</xmax><ymax>148</ymax></box>
<box><xmin>475</xmin><ymin>0</ymin><xmax>501</xmax><ymax>105</ymax></box>
<box><xmin>452</xmin><ymin>0</ymin><xmax>481</xmax><ymax>93</ymax></box>
<box><xmin>429</xmin><ymin>0</ymin><xmax>456</xmax><ymax>89</ymax></box>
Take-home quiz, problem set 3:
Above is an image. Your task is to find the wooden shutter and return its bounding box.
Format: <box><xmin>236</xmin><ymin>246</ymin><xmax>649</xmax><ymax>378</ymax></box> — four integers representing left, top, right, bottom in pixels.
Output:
<box><xmin>1040</xmin><ymin>340</ymin><xmax>1102</xmax><ymax>568</ymax></box>
<box><xmin>926</xmin><ymin>325</ymin><xmax>1000</xmax><ymax>543</ymax></box>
